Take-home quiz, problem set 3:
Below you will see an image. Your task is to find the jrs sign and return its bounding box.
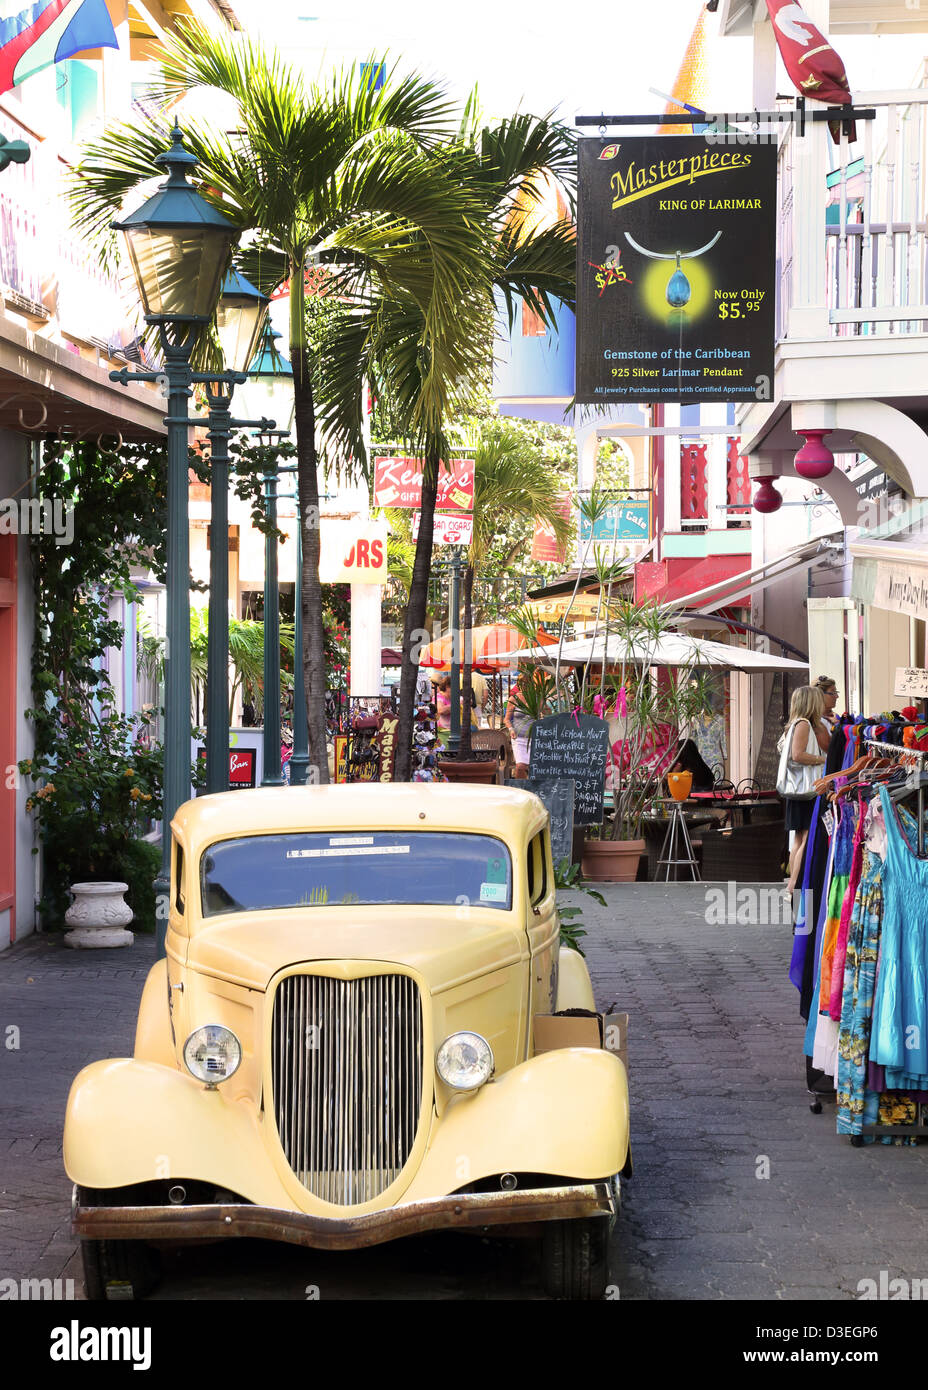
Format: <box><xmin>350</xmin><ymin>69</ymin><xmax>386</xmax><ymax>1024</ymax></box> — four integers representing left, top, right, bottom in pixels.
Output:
<box><xmin>319</xmin><ymin>521</ymin><xmax>388</xmax><ymax>584</ymax></box>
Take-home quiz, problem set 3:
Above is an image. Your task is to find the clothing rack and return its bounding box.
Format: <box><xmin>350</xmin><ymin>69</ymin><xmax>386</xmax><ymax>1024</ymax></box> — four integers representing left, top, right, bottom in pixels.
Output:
<box><xmin>863</xmin><ymin>738</ymin><xmax>927</xmax><ymax>857</ymax></box>
<box><xmin>847</xmin><ymin>737</ymin><xmax>928</xmax><ymax>1143</ymax></box>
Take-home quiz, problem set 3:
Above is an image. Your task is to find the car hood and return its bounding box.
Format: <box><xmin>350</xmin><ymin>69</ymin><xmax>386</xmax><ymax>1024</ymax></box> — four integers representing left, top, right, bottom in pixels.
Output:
<box><xmin>184</xmin><ymin>905</ymin><xmax>528</xmax><ymax>994</ymax></box>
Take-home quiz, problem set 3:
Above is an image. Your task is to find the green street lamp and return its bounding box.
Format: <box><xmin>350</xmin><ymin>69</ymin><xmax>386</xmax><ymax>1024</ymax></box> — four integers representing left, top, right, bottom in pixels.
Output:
<box><xmin>110</xmin><ymin>123</ymin><xmax>242</xmax><ymax>956</ymax></box>
<box><xmin>204</xmin><ymin>270</ymin><xmax>269</xmax><ymax>796</ymax></box>
<box><xmin>237</xmin><ymin>326</ymin><xmax>303</xmax><ymax>786</ymax></box>
<box><xmin>0</xmin><ymin>133</ymin><xmax>30</xmax><ymax>172</ymax></box>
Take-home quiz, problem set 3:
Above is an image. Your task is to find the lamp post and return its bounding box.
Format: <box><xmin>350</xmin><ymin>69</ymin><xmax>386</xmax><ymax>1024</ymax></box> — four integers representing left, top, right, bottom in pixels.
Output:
<box><xmin>447</xmin><ymin>549</ymin><xmax>464</xmax><ymax>757</ymax></box>
<box><xmin>110</xmin><ymin>124</ymin><xmax>241</xmax><ymax>954</ymax></box>
<box><xmin>236</xmin><ymin>325</ymin><xmax>301</xmax><ymax>787</ymax></box>
<box><xmin>260</xmin><ymin>435</ymin><xmax>285</xmax><ymax>787</ymax></box>
<box><xmin>203</xmin><ymin>270</ymin><xmax>269</xmax><ymax>794</ymax></box>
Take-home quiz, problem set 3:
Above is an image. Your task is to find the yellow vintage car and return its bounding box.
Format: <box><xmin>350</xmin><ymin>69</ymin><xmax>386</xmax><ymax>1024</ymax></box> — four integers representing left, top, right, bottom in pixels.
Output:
<box><xmin>64</xmin><ymin>783</ymin><xmax>630</xmax><ymax>1300</ymax></box>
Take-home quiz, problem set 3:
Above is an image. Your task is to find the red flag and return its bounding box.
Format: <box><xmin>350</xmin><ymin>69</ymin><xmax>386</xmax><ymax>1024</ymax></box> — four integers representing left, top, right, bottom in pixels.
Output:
<box><xmin>765</xmin><ymin>1</ymin><xmax>854</xmax><ymax>142</ymax></box>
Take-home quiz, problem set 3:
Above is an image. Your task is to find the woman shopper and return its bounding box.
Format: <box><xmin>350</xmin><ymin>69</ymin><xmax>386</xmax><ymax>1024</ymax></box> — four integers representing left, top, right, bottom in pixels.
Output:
<box><xmin>814</xmin><ymin>675</ymin><xmax>840</xmax><ymax>732</ymax></box>
<box><xmin>780</xmin><ymin>684</ymin><xmax>829</xmax><ymax>894</ymax></box>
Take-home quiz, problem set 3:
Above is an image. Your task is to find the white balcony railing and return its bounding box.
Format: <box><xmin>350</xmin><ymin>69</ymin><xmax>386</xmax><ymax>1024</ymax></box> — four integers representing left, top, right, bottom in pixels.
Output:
<box><xmin>0</xmin><ymin>103</ymin><xmax>133</xmax><ymax>347</ymax></box>
<box><xmin>777</xmin><ymin>82</ymin><xmax>928</xmax><ymax>341</ymax></box>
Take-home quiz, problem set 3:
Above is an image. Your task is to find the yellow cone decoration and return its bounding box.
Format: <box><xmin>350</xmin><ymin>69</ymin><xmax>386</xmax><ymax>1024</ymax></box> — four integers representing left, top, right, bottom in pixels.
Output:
<box><xmin>656</xmin><ymin>9</ymin><xmax>712</xmax><ymax>134</ymax></box>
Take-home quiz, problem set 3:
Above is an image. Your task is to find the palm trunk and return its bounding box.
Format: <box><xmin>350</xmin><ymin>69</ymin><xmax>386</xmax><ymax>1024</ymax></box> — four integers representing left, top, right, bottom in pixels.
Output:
<box><xmin>291</xmin><ymin>272</ymin><xmax>330</xmax><ymax>784</ymax></box>
<box><xmin>458</xmin><ymin>562</ymin><xmax>474</xmax><ymax>759</ymax></box>
<box><xmin>394</xmin><ymin>438</ymin><xmax>439</xmax><ymax>781</ymax></box>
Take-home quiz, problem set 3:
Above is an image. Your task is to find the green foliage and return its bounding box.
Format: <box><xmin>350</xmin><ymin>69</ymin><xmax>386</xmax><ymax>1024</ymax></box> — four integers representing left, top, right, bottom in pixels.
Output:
<box><xmin>553</xmin><ymin>857</ymin><xmax>606</xmax><ymax>956</ymax></box>
<box><xmin>20</xmin><ymin>708</ymin><xmax>163</xmax><ymax>932</ymax></box>
<box><xmin>29</xmin><ymin>436</ymin><xmax>167</xmax><ymax>757</ymax></box>
<box><xmin>21</xmin><ymin>435</ymin><xmax>194</xmax><ymax>931</ymax></box>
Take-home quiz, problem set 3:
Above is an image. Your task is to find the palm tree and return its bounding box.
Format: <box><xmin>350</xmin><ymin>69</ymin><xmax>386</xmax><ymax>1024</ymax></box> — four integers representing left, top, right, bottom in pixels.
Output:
<box><xmin>315</xmin><ymin>102</ymin><xmax>578</xmax><ymax>778</ymax></box>
<box><xmin>457</xmin><ymin>422</ymin><xmax>570</xmax><ymax>758</ymax></box>
<box><xmin>69</xmin><ymin>24</ymin><xmax>488</xmax><ymax>782</ymax></box>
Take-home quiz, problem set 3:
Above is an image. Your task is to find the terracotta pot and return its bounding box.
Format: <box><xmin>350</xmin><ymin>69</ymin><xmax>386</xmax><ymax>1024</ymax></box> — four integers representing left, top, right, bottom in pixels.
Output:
<box><xmin>667</xmin><ymin>770</ymin><xmax>693</xmax><ymax>802</ymax></box>
<box><xmin>436</xmin><ymin>758</ymin><xmax>498</xmax><ymax>785</ymax></box>
<box><xmin>580</xmin><ymin>837</ymin><xmax>644</xmax><ymax>883</ymax></box>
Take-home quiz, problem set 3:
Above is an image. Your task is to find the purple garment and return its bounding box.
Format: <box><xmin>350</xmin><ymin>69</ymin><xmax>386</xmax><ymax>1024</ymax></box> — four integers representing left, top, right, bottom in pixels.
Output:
<box><xmin>789</xmin><ymin>795</ymin><xmax>823</xmax><ymax>991</ymax></box>
<box><xmin>868</xmin><ymin>1061</ymin><xmax>886</xmax><ymax>1091</ymax></box>
<box><xmin>829</xmin><ymin>795</ymin><xmax>866</xmax><ymax>1019</ymax></box>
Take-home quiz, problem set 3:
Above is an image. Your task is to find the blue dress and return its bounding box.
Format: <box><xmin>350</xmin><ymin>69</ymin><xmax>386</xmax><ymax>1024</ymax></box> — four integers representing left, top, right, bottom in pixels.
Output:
<box><xmin>871</xmin><ymin>785</ymin><xmax>928</xmax><ymax>1087</ymax></box>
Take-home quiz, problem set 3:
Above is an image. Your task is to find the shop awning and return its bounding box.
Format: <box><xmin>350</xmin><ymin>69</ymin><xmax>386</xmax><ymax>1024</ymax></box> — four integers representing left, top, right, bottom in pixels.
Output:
<box><xmin>494</xmin><ymin>632</ymin><xmax>810</xmax><ymax>672</ymax></box>
<box><xmin>665</xmin><ymin>534</ymin><xmax>843</xmax><ymax>614</ymax></box>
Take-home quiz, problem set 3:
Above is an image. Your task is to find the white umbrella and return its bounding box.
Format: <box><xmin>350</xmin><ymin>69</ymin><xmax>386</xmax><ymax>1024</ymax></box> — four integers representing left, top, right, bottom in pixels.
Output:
<box><xmin>494</xmin><ymin>631</ymin><xmax>809</xmax><ymax>673</ymax></box>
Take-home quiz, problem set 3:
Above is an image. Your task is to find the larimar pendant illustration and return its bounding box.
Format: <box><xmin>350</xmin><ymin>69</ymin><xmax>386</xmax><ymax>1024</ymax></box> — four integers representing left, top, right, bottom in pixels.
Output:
<box><xmin>666</xmin><ymin>253</ymin><xmax>691</xmax><ymax>309</ymax></box>
<box><xmin>623</xmin><ymin>230</ymin><xmax>722</xmax><ymax>316</ymax></box>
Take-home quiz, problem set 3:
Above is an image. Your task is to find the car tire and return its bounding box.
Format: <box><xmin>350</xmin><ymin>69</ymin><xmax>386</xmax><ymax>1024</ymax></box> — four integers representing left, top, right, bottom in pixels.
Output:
<box><xmin>541</xmin><ymin>1216</ymin><xmax>612</xmax><ymax>1300</ymax></box>
<box><xmin>77</xmin><ymin>1188</ymin><xmax>162</xmax><ymax>1301</ymax></box>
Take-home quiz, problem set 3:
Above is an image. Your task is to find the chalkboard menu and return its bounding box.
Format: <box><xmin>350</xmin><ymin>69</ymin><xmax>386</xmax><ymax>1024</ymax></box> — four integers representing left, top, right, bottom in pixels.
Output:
<box><xmin>529</xmin><ymin>713</ymin><xmax>610</xmax><ymax>826</ymax></box>
<box><xmin>506</xmin><ymin>777</ymin><xmax>575</xmax><ymax>869</ymax></box>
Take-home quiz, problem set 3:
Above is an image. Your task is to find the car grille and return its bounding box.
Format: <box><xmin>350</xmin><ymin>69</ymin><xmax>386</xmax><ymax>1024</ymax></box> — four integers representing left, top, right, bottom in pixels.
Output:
<box><xmin>270</xmin><ymin>972</ymin><xmax>424</xmax><ymax>1206</ymax></box>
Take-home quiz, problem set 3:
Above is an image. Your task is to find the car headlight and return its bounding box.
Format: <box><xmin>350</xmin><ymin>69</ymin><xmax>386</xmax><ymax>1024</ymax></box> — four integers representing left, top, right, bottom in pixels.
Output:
<box><xmin>183</xmin><ymin>1024</ymin><xmax>242</xmax><ymax>1087</ymax></box>
<box><xmin>435</xmin><ymin>1031</ymin><xmax>494</xmax><ymax>1091</ymax></box>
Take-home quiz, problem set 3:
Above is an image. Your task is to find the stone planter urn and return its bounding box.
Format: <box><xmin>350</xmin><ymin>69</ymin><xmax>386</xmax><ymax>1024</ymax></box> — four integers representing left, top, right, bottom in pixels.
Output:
<box><xmin>64</xmin><ymin>882</ymin><xmax>134</xmax><ymax>949</ymax></box>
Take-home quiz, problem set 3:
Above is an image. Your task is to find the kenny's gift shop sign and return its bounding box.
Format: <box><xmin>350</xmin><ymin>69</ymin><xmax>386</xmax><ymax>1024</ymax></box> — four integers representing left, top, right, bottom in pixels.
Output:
<box><xmin>576</xmin><ymin>136</ymin><xmax>776</xmax><ymax>404</ymax></box>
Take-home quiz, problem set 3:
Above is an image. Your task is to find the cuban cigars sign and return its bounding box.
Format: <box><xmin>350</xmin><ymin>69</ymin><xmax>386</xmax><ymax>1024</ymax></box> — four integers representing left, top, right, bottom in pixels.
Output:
<box><xmin>373</xmin><ymin>455</ymin><xmax>474</xmax><ymax>511</ymax></box>
<box><xmin>576</xmin><ymin>135</ymin><xmax>776</xmax><ymax>404</ymax></box>
<box><xmin>318</xmin><ymin>520</ymin><xmax>388</xmax><ymax>584</ymax></box>
<box><xmin>412</xmin><ymin>511</ymin><xmax>474</xmax><ymax>546</ymax></box>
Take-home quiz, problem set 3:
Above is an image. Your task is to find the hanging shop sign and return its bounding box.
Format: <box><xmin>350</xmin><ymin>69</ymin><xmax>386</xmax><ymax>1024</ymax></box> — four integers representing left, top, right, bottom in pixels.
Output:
<box><xmin>373</xmin><ymin>455</ymin><xmax>474</xmax><ymax>511</ymax></box>
<box><xmin>871</xmin><ymin>561</ymin><xmax>928</xmax><ymax>624</ymax></box>
<box><xmin>579</xmin><ymin>499</ymin><xmax>650</xmax><ymax>542</ymax></box>
<box><xmin>374</xmin><ymin>711</ymin><xmax>400</xmax><ymax>781</ymax></box>
<box><xmin>411</xmin><ymin>511</ymin><xmax>474</xmax><ymax>545</ymax></box>
<box><xmin>575</xmin><ymin>135</ymin><xmax>777</xmax><ymax>405</ymax></box>
<box><xmin>318</xmin><ymin>520</ymin><xmax>388</xmax><ymax>585</ymax></box>
<box><xmin>531</xmin><ymin>494</ymin><xmax>572</xmax><ymax>564</ymax></box>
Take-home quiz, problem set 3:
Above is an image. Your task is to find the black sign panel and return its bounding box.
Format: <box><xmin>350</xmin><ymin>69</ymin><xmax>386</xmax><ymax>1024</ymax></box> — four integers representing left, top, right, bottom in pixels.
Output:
<box><xmin>528</xmin><ymin>714</ymin><xmax>610</xmax><ymax>826</ymax></box>
<box><xmin>507</xmin><ymin>777</ymin><xmax>575</xmax><ymax>869</ymax></box>
<box><xmin>576</xmin><ymin>135</ymin><xmax>777</xmax><ymax>404</ymax></box>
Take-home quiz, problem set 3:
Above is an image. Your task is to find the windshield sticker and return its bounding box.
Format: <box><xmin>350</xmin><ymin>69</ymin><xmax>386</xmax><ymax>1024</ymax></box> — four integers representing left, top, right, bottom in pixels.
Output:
<box><xmin>485</xmin><ymin>856</ymin><xmax>508</xmax><ymax>883</ymax></box>
<box><xmin>479</xmin><ymin>882</ymin><xmax>508</xmax><ymax>903</ymax></box>
<box><xmin>329</xmin><ymin>836</ymin><xmax>374</xmax><ymax>846</ymax></box>
<box><xmin>286</xmin><ymin>845</ymin><xmax>411</xmax><ymax>860</ymax></box>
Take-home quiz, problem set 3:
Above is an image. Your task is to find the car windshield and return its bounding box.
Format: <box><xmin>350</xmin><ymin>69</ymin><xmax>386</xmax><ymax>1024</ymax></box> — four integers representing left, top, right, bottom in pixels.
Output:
<box><xmin>200</xmin><ymin>831</ymin><xmax>513</xmax><ymax>917</ymax></box>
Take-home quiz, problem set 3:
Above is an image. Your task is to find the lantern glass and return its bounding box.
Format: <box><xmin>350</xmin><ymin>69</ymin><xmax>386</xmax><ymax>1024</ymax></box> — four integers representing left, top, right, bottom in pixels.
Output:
<box><xmin>123</xmin><ymin>223</ymin><xmax>237</xmax><ymax>323</ymax></box>
<box><xmin>216</xmin><ymin>292</ymin><xmax>269</xmax><ymax>375</ymax></box>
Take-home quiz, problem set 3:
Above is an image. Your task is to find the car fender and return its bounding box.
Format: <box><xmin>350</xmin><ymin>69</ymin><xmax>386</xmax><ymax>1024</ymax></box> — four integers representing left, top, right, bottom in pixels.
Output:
<box><xmin>556</xmin><ymin>946</ymin><xmax>596</xmax><ymax>1011</ymax></box>
<box><xmin>63</xmin><ymin>1058</ymin><xmax>295</xmax><ymax>1209</ymax></box>
<box><xmin>403</xmin><ymin>1047</ymin><xmax>629</xmax><ymax>1201</ymax></box>
<box><xmin>133</xmin><ymin>960</ymin><xmax>176</xmax><ymax>1068</ymax></box>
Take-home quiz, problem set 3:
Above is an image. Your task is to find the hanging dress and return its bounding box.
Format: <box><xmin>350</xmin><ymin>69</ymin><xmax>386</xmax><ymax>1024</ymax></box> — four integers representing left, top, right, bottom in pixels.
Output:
<box><xmin>871</xmin><ymin>784</ymin><xmax>928</xmax><ymax>1088</ymax></box>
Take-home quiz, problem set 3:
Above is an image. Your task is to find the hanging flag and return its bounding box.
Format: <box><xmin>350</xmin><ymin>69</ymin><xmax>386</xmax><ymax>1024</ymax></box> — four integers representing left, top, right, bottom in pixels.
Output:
<box><xmin>0</xmin><ymin>1</ymin><xmax>118</xmax><ymax>96</ymax></box>
<box><xmin>764</xmin><ymin>0</ymin><xmax>854</xmax><ymax>142</ymax></box>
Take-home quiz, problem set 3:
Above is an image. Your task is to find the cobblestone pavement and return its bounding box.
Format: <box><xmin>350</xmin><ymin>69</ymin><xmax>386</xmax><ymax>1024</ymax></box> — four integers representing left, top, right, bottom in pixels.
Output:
<box><xmin>2</xmin><ymin>883</ymin><xmax>928</xmax><ymax>1301</ymax></box>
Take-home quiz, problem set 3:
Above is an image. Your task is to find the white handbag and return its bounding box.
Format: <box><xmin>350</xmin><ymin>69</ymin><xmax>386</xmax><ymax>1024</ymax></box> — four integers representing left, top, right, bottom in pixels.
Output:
<box><xmin>776</xmin><ymin>719</ymin><xmax>820</xmax><ymax>799</ymax></box>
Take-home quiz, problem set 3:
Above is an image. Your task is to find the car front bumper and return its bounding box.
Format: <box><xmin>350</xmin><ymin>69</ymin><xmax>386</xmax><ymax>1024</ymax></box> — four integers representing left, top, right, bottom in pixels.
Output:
<box><xmin>72</xmin><ymin>1181</ymin><xmax>616</xmax><ymax>1251</ymax></box>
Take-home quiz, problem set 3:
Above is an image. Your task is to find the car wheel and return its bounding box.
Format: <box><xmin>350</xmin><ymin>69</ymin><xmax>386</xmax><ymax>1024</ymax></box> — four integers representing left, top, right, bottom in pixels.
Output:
<box><xmin>541</xmin><ymin>1216</ymin><xmax>612</xmax><ymax>1300</ymax></box>
<box><xmin>77</xmin><ymin>1188</ymin><xmax>161</xmax><ymax>1301</ymax></box>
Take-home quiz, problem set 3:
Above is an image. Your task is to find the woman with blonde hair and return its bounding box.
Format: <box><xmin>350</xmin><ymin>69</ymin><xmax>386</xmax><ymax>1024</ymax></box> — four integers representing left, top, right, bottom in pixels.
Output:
<box><xmin>780</xmin><ymin>684</ymin><xmax>829</xmax><ymax>892</ymax></box>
